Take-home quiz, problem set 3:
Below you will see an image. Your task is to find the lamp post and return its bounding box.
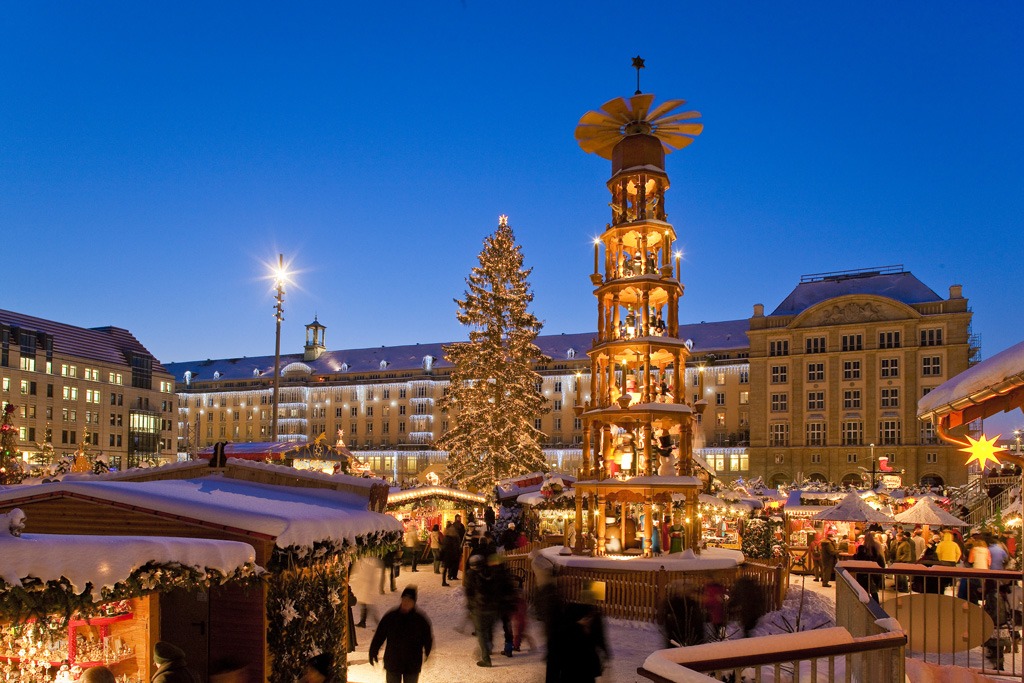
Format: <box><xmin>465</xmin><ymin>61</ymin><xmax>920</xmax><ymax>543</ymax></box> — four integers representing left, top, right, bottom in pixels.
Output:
<box><xmin>869</xmin><ymin>442</ymin><xmax>876</xmax><ymax>489</ymax></box>
<box><xmin>271</xmin><ymin>254</ymin><xmax>287</xmax><ymax>443</ymax></box>
<box><xmin>1015</xmin><ymin>429</ymin><xmax>1022</xmax><ymax>457</ymax></box>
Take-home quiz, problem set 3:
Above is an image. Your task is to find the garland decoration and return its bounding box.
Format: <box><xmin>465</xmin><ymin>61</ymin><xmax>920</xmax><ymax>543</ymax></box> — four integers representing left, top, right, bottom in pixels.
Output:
<box><xmin>266</xmin><ymin>559</ymin><xmax>347</xmax><ymax>683</ymax></box>
<box><xmin>0</xmin><ymin>561</ymin><xmax>263</xmax><ymax>626</ymax></box>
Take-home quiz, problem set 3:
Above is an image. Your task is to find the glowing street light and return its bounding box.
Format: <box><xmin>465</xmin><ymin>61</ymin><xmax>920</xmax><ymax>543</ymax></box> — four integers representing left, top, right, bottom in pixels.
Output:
<box><xmin>270</xmin><ymin>254</ymin><xmax>290</xmax><ymax>442</ymax></box>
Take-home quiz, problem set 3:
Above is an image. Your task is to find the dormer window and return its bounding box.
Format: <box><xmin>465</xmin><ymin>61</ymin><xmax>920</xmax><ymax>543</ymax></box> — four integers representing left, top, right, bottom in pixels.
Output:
<box><xmin>183</xmin><ymin>370</ymin><xmax>192</xmax><ymax>386</ymax></box>
<box><xmin>567</xmin><ymin>348</ymin><xmax>576</xmax><ymax>359</ymax></box>
<box><xmin>380</xmin><ymin>360</ymin><xmax>389</xmax><ymax>370</ymax></box>
<box><xmin>340</xmin><ymin>362</ymin><xmax>349</xmax><ymax>372</ymax></box>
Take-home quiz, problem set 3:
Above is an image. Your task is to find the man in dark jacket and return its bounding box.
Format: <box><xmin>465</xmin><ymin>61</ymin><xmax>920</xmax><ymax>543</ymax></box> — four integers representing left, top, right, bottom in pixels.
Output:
<box><xmin>151</xmin><ymin>642</ymin><xmax>200</xmax><ymax>683</ymax></box>
<box><xmin>369</xmin><ymin>586</ymin><xmax>433</xmax><ymax>683</ymax></box>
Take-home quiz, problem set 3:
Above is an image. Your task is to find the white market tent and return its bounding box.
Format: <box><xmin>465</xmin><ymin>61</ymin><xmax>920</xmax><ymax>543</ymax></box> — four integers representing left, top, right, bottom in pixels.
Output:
<box><xmin>894</xmin><ymin>497</ymin><xmax>969</xmax><ymax>527</ymax></box>
<box><xmin>813</xmin><ymin>491</ymin><xmax>894</xmax><ymax>524</ymax></box>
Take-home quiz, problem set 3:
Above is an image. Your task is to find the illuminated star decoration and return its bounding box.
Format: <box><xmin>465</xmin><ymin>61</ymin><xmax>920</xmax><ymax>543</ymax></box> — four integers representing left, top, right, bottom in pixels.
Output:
<box><xmin>499</xmin><ymin>214</ymin><xmax>508</xmax><ymax>227</ymax></box>
<box><xmin>959</xmin><ymin>433</ymin><xmax>1006</xmax><ymax>471</ymax></box>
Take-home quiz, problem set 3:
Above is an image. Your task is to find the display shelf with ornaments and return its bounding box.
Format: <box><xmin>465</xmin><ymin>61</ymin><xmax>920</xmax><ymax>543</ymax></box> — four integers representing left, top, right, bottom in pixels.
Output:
<box><xmin>0</xmin><ymin>599</ymin><xmax>146</xmax><ymax>683</ymax></box>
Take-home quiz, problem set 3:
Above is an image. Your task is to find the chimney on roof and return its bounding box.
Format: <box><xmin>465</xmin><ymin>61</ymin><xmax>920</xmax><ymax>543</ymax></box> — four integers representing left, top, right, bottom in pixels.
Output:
<box><xmin>949</xmin><ymin>285</ymin><xmax>963</xmax><ymax>299</ymax></box>
<box><xmin>753</xmin><ymin>304</ymin><xmax>765</xmax><ymax>317</ymax></box>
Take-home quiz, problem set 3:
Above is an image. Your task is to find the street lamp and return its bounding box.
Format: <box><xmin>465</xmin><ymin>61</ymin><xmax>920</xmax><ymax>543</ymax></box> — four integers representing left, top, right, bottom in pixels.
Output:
<box><xmin>869</xmin><ymin>443</ymin><xmax>876</xmax><ymax>488</ymax></box>
<box><xmin>1015</xmin><ymin>429</ymin><xmax>1022</xmax><ymax>456</ymax></box>
<box><xmin>270</xmin><ymin>254</ymin><xmax>289</xmax><ymax>442</ymax></box>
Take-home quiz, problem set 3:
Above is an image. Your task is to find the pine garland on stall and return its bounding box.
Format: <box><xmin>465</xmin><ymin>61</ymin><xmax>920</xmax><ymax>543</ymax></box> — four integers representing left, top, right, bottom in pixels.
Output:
<box><xmin>0</xmin><ymin>561</ymin><xmax>263</xmax><ymax>626</ymax></box>
<box><xmin>266</xmin><ymin>561</ymin><xmax>348</xmax><ymax>683</ymax></box>
<box><xmin>437</xmin><ymin>217</ymin><xmax>550</xmax><ymax>491</ymax></box>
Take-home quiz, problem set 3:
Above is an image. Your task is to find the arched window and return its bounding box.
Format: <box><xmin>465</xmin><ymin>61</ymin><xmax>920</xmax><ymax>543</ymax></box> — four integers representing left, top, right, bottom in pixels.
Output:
<box><xmin>567</xmin><ymin>348</ymin><xmax>576</xmax><ymax>359</ymax></box>
<box><xmin>684</xmin><ymin>339</ymin><xmax>694</xmax><ymax>350</ymax></box>
<box><xmin>340</xmin><ymin>362</ymin><xmax>349</xmax><ymax>372</ymax></box>
<box><xmin>807</xmin><ymin>472</ymin><xmax>828</xmax><ymax>484</ymax></box>
<box><xmin>920</xmin><ymin>474</ymin><xmax>945</xmax><ymax>488</ymax></box>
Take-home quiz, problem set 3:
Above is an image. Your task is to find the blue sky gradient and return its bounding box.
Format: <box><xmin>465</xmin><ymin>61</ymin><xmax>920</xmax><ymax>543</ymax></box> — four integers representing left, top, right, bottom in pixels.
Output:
<box><xmin>2</xmin><ymin>3</ymin><xmax>1021</xmax><ymax>434</ymax></box>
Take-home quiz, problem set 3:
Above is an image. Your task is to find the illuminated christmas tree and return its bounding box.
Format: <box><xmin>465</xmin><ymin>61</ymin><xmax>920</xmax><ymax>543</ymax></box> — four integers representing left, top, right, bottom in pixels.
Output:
<box><xmin>437</xmin><ymin>216</ymin><xmax>550</xmax><ymax>490</ymax></box>
<box><xmin>0</xmin><ymin>403</ymin><xmax>25</xmax><ymax>485</ymax></box>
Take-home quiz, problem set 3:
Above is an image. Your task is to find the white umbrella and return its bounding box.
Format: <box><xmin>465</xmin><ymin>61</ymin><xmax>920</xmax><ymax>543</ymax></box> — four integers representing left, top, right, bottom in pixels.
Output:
<box><xmin>813</xmin><ymin>491</ymin><xmax>894</xmax><ymax>524</ymax></box>
<box><xmin>894</xmin><ymin>497</ymin><xmax>969</xmax><ymax>527</ymax></box>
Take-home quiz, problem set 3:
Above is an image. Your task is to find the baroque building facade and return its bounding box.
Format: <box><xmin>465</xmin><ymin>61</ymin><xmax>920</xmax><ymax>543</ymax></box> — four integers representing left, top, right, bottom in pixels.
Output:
<box><xmin>0</xmin><ymin>308</ymin><xmax>176</xmax><ymax>469</ymax></box>
<box><xmin>166</xmin><ymin>264</ymin><xmax>975</xmax><ymax>488</ymax></box>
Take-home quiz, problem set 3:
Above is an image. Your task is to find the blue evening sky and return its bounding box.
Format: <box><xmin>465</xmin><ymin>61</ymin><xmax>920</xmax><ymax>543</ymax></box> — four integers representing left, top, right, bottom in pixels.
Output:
<box><xmin>2</xmin><ymin>3</ymin><xmax>1021</xmax><ymax>434</ymax></box>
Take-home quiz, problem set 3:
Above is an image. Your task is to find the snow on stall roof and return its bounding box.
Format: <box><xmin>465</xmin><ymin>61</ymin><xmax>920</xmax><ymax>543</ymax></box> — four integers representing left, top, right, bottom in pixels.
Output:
<box><xmin>537</xmin><ymin>545</ymin><xmax>743</xmax><ymax>571</ymax></box>
<box><xmin>918</xmin><ymin>339</ymin><xmax>1024</xmax><ymax>418</ymax></box>
<box><xmin>0</xmin><ymin>530</ymin><xmax>256</xmax><ymax>595</ymax></box>
<box><xmin>894</xmin><ymin>497</ymin><xmax>969</xmax><ymax>526</ymax></box>
<box><xmin>0</xmin><ymin>477</ymin><xmax>401</xmax><ymax>549</ymax></box>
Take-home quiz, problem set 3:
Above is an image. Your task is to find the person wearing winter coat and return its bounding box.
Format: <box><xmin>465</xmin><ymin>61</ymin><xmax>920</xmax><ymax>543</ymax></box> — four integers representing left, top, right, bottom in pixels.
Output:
<box><xmin>368</xmin><ymin>586</ymin><xmax>433</xmax><ymax>683</ymax></box>
<box><xmin>819</xmin><ymin>534</ymin><xmax>839</xmax><ymax>588</ymax></box>
<box><xmin>441</xmin><ymin>523</ymin><xmax>461</xmax><ymax>585</ymax></box>
<box><xmin>559</xmin><ymin>589</ymin><xmax>610</xmax><ymax>683</ymax></box>
<box><xmin>500</xmin><ymin>523</ymin><xmax>519</xmax><ymax>552</ymax></box>
<box><xmin>853</xmin><ymin>532</ymin><xmax>886</xmax><ymax>603</ymax></box>
<box><xmin>425</xmin><ymin>524</ymin><xmax>443</xmax><ymax>574</ymax></box>
<box><xmin>151</xmin><ymin>642</ymin><xmax>200</xmax><ymax>683</ymax></box>
<box><xmin>936</xmin><ymin>531</ymin><xmax>963</xmax><ymax>565</ymax></box>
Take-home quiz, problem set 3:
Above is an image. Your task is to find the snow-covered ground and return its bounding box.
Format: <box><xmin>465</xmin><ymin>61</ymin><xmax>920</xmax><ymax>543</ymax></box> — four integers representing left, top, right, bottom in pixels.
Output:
<box><xmin>346</xmin><ymin>569</ymin><xmax>837</xmax><ymax>683</ymax></box>
<box><xmin>348</xmin><ymin>567</ymin><xmax>1024</xmax><ymax>682</ymax></box>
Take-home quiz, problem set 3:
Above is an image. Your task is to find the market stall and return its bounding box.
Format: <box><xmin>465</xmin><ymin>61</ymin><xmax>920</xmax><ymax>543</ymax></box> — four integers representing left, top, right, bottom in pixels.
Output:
<box><xmin>385</xmin><ymin>485</ymin><xmax>487</xmax><ymax>535</ymax></box>
<box><xmin>0</xmin><ymin>459</ymin><xmax>401</xmax><ymax>683</ymax></box>
<box><xmin>0</xmin><ymin>508</ymin><xmax>259</xmax><ymax>683</ymax></box>
<box><xmin>694</xmin><ymin>493</ymin><xmax>755</xmax><ymax>549</ymax></box>
<box><xmin>517</xmin><ymin>481</ymin><xmax>576</xmax><ymax>544</ymax></box>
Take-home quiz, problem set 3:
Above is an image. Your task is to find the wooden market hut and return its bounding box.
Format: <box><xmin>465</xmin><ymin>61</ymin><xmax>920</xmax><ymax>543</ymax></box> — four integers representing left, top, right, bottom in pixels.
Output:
<box><xmin>0</xmin><ymin>459</ymin><xmax>400</xmax><ymax>683</ymax></box>
<box><xmin>0</xmin><ymin>514</ymin><xmax>259</xmax><ymax>683</ymax></box>
<box><xmin>385</xmin><ymin>485</ymin><xmax>487</xmax><ymax>530</ymax></box>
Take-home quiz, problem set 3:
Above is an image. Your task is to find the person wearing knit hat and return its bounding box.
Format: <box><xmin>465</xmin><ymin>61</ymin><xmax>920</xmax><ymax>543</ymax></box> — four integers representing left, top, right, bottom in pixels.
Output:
<box><xmin>152</xmin><ymin>641</ymin><xmax>200</xmax><ymax>683</ymax></box>
<box><xmin>368</xmin><ymin>584</ymin><xmax>433</xmax><ymax>682</ymax></box>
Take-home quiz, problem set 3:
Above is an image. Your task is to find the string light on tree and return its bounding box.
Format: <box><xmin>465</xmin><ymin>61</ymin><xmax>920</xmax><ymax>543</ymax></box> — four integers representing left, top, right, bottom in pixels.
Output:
<box><xmin>0</xmin><ymin>403</ymin><xmax>25</xmax><ymax>485</ymax></box>
<box><xmin>436</xmin><ymin>215</ymin><xmax>550</xmax><ymax>490</ymax></box>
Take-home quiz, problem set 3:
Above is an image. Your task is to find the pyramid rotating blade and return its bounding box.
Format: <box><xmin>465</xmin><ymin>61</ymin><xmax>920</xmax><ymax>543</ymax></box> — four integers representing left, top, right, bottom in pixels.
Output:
<box><xmin>657</xmin><ymin>123</ymin><xmax>704</xmax><ymax>136</ymax></box>
<box><xmin>628</xmin><ymin>93</ymin><xmax>656</xmax><ymax>121</ymax></box>
<box><xmin>600</xmin><ymin>96</ymin><xmax>634</xmax><ymax>123</ymax></box>
<box><xmin>578</xmin><ymin>110</ymin><xmax>620</xmax><ymax>128</ymax></box>
<box><xmin>653</xmin><ymin>110</ymin><xmax>702</xmax><ymax>126</ymax></box>
<box><xmin>647</xmin><ymin>99</ymin><xmax>687</xmax><ymax>122</ymax></box>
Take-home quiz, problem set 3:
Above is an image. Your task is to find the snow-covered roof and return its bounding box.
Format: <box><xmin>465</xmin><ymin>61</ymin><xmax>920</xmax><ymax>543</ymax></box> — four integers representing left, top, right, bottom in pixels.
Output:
<box><xmin>894</xmin><ymin>497</ymin><xmax>969</xmax><ymax>526</ymax></box>
<box><xmin>0</xmin><ymin>308</ymin><xmax>170</xmax><ymax>374</ymax></box>
<box><xmin>813</xmin><ymin>491</ymin><xmax>893</xmax><ymax>523</ymax></box>
<box><xmin>771</xmin><ymin>269</ymin><xmax>941</xmax><ymax>317</ymax></box>
<box><xmin>0</xmin><ymin>477</ymin><xmax>401</xmax><ymax>549</ymax></box>
<box><xmin>917</xmin><ymin>339</ymin><xmax>1024</xmax><ymax>420</ymax></box>
<box><xmin>387</xmin><ymin>485</ymin><xmax>486</xmax><ymax>506</ymax></box>
<box><xmin>164</xmin><ymin>323</ymin><xmax>752</xmax><ymax>383</ymax></box>
<box><xmin>0</xmin><ymin>530</ymin><xmax>257</xmax><ymax>595</ymax></box>
<box><xmin>517</xmin><ymin>489</ymin><xmax>575</xmax><ymax>506</ymax></box>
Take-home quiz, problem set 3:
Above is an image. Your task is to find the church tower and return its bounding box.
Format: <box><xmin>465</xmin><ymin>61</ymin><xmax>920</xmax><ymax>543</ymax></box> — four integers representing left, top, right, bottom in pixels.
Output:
<box><xmin>573</xmin><ymin>60</ymin><xmax>706</xmax><ymax>555</ymax></box>
<box><xmin>303</xmin><ymin>317</ymin><xmax>326</xmax><ymax>361</ymax></box>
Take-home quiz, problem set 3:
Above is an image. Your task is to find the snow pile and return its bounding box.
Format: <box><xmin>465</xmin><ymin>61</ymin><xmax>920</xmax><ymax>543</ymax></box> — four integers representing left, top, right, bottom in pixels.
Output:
<box><xmin>641</xmin><ymin>627</ymin><xmax>854</xmax><ymax>683</ymax></box>
<box><xmin>0</xmin><ymin>478</ymin><xmax>401</xmax><ymax>549</ymax></box>
<box><xmin>62</xmin><ymin>458</ymin><xmax>207</xmax><ymax>481</ymax></box>
<box><xmin>0</xmin><ymin>528</ymin><xmax>257</xmax><ymax>594</ymax></box>
<box><xmin>538</xmin><ymin>545</ymin><xmax>743</xmax><ymax>571</ymax></box>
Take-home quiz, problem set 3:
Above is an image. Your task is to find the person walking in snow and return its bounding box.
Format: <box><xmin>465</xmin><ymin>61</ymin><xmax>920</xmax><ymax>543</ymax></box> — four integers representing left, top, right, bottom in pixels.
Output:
<box><xmin>368</xmin><ymin>586</ymin><xmax>433</xmax><ymax>683</ymax></box>
<box><xmin>441</xmin><ymin>522</ymin><xmax>461</xmax><ymax>585</ymax></box>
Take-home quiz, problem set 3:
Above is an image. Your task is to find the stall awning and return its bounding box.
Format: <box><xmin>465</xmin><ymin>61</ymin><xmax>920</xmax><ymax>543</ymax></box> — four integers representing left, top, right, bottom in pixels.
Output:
<box><xmin>918</xmin><ymin>340</ymin><xmax>1024</xmax><ymax>428</ymax></box>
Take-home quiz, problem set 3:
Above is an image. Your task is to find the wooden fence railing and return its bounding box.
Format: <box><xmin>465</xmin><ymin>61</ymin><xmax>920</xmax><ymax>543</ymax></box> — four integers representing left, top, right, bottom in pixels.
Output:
<box><xmin>502</xmin><ymin>554</ymin><xmax>787</xmax><ymax>624</ymax></box>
